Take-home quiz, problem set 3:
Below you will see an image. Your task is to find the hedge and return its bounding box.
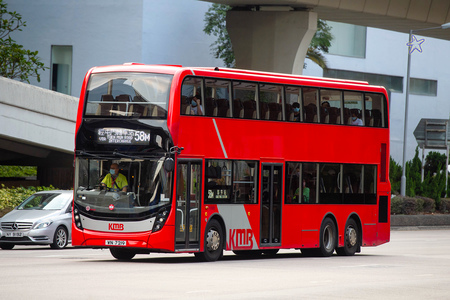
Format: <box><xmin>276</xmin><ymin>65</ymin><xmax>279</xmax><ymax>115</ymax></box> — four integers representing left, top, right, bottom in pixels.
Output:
<box><xmin>0</xmin><ymin>185</ymin><xmax>56</xmax><ymax>211</ymax></box>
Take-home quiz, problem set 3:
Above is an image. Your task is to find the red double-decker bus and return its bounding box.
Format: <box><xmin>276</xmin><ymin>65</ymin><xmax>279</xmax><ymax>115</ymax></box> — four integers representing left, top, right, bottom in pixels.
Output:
<box><xmin>72</xmin><ymin>63</ymin><xmax>390</xmax><ymax>261</ymax></box>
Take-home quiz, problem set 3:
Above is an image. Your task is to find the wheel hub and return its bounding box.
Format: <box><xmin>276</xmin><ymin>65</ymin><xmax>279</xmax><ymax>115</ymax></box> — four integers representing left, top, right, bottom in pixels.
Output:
<box><xmin>347</xmin><ymin>226</ymin><xmax>357</xmax><ymax>247</ymax></box>
<box><xmin>206</xmin><ymin>229</ymin><xmax>220</xmax><ymax>251</ymax></box>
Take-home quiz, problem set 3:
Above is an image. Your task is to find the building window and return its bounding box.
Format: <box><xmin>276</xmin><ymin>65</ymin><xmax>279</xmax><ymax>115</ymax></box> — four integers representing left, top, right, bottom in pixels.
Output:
<box><xmin>327</xmin><ymin>21</ymin><xmax>366</xmax><ymax>58</ymax></box>
<box><xmin>410</xmin><ymin>78</ymin><xmax>437</xmax><ymax>96</ymax></box>
<box><xmin>51</xmin><ymin>45</ymin><xmax>72</xmax><ymax>95</ymax></box>
<box><xmin>324</xmin><ymin>69</ymin><xmax>403</xmax><ymax>93</ymax></box>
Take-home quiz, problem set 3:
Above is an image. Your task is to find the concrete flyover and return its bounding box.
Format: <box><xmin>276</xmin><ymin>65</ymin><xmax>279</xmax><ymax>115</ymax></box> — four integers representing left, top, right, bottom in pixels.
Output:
<box><xmin>204</xmin><ymin>0</ymin><xmax>450</xmax><ymax>74</ymax></box>
<box><xmin>0</xmin><ymin>76</ymin><xmax>78</xmax><ymax>188</ymax></box>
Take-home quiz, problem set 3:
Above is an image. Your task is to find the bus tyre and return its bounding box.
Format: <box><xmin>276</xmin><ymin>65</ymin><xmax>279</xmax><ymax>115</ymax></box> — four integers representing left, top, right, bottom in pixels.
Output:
<box><xmin>196</xmin><ymin>219</ymin><xmax>223</xmax><ymax>262</ymax></box>
<box><xmin>319</xmin><ymin>217</ymin><xmax>337</xmax><ymax>257</ymax></box>
<box><xmin>336</xmin><ymin>218</ymin><xmax>359</xmax><ymax>256</ymax></box>
<box><xmin>50</xmin><ymin>226</ymin><xmax>68</xmax><ymax>249</ymax></box>
<box><xmin>110</xmin><ymin>248</ymin><xmax>136</xmax><ymax>261</ymax></box>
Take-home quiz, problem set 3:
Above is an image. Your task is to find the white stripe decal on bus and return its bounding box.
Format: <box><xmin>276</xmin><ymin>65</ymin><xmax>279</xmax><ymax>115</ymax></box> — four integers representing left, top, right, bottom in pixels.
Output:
<box><xmin>212</xmin><ymin>118</ymin><xmax>228</xmax><ymax>158</ymax></box>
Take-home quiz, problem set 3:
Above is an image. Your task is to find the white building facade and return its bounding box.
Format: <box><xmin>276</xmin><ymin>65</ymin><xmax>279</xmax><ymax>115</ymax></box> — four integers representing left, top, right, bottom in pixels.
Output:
<box><xmin>4</xmin><ymin>0</ymin><xmax>450</xmax><ymax>163</ymax></box>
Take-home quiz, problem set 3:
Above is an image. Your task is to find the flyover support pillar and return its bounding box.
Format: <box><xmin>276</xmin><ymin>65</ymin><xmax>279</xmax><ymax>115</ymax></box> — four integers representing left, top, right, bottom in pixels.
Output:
<box><xmin>226</xmin><ymin>9</ymin><xmax>317</xmax><ymax>75</ymax></box>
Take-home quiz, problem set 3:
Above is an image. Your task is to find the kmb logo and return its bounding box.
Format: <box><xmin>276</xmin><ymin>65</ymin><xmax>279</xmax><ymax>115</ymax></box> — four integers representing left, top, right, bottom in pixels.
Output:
<box><xmin>108</xmin><ymin>223</ymin><xmax>124</xmax><ymax>231</ymax></box>
<box><xmin>227</xmin><ymin>228</ymin><xmax>253</xmax><ymax>249</ymax></box>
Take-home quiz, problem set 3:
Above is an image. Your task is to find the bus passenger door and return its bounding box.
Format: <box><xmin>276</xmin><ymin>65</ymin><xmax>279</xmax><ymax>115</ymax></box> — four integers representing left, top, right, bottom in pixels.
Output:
<box><xmin>260</xmin><ymin>163</ymin><xmax>282</xmax><ymax>246</ymax></box>
<box><xmin>175</xmin><ymin>160</ymin><xmax>201</xmax><ymax>251</ymax></box>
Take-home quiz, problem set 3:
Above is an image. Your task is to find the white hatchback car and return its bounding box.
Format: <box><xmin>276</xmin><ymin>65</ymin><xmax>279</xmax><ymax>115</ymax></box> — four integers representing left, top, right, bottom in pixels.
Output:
<box><xmin>0</xmin><ymin>190</ymin><xmax>73</xmax><ymax>250</ymax></box>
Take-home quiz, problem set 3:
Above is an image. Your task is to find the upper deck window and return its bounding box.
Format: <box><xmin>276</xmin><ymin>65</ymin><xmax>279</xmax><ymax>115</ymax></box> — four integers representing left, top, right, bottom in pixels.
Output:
<box><xmin>85</xmin><ymin>72</ymin><xmax>172</xmax><ymax>118</ymax></box>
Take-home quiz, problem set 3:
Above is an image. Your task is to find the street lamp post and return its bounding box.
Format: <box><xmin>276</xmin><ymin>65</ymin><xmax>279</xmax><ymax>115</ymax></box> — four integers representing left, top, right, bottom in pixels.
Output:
<box><xmin>401</xmin><ymin>22</ymin><xmax>450</xmax><ymax>196</ymax></box>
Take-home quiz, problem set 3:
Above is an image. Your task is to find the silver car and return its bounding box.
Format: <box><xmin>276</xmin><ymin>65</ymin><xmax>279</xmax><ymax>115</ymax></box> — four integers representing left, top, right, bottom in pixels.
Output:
<box><xmin>0</xmin><ymin>190</ymin><xmax>73</xmax><ymax>250</ymax></box>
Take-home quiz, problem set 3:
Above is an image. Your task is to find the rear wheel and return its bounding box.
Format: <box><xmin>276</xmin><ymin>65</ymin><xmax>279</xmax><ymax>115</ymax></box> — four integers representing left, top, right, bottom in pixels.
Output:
<box><xmin>110</xmin><ymin>248</ymin><xmax>136</xmax><ymax>261</ymax></box>
<box><xmin>336</xmin><ymin>218</ymin><xmax>360</xmax><ymax>256</ymax></box>
<box><xmin>319</xmin><ymin>217</ymin><xmax>337</xmax><ymax>257</ymax></box>
<box><xmin>0</xmin><ymin>243</ymin><xmax>15</xmax><ymax>250</ymax></box>
<box><xmin>50</xmin><ymin>226</ymin><xmax>68</xmax><ymax>249</ymax></box>
<box><xmin>195</xmin><ymin>219</ymin><xmax>224</xmax><ymax>262</ymax></box>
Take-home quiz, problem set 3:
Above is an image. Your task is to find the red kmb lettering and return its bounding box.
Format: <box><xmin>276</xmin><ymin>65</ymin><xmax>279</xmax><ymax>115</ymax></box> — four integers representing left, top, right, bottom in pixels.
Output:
<box><xmin>108</xmin><ymin>223</ymin><xmax>124</xmax><ymax>231</ymax></box>
<box><xmin>227</xmin><ymin>228</ymin><xmax>253</xmax><ymax>249</ymax></box>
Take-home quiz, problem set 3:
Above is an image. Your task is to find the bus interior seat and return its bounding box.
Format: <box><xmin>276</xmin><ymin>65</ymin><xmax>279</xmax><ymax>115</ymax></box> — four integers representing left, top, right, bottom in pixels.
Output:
<box><xmin>304</xmin><ymin>103</ymin><xmax>316</xmax><ymax>123</ymax></box>
<box><xmin>327</xmin><ymin>107</ymin><xmax>339</xmax><ymax>124</ymax></box>
<box><xmin>320</xmin><ymin>106</ymin><xmax>329</xmax><ymax>123</ymax></box>
<box><xmin>216</xmin><ymin>98</ymin><xmax>230</xmax><ymax>117</ymax></box>
<box><xmin>285</xmin><ymin>103</ymin><xmax>294</xmax><ymax>121</ymax></box>
<box><xmin>268</xmin><ymin>102</ymin><xmax>281</xmax><ymax>120</ymax></box>
<box><xmin>96</xmin><ymin>94</ymin><xmax>114</xmax><ymax>115</ymax></box>
<box><xmin>260</xmin><ymin>102</ymin><xmax>269</xmax><ymax>120</ymax></box>
<box><xmin>233</xmin><ymin>99</ymin><xmax>244</xmax><ymax>118</ymax></box>
<box><xmin>243</xmin><ymin>100</ymin><xmax>256</xmax><ymax>119</ymax></box>
<box><xmin>113</xmin><ymin>94</ymin><xmax>130</xmax><ymax>114</ymax></box>
<box><xmin>372</xmin><ymin>109</ymin><xmax>381</xmax><ymax>127</ymax></box>
<box><xmin>205</xmin><ymin>97</ymin><xmax>217</xmax><ymax>117</ymax></box>
<box><xmin>129</xmin><ymin>96</ymin><xmax>148</xmax><ymax>116</ymax></box>
<box><xmin>181</xmin><ymin>96</ymin><xmax>190</xmax><ymax>115</ymax></box>
<box><xmin>343</xmin><ymin>108</ymin><xmax>351</xmax><ymax>125</ymax></box>
<box><xmin>152</xmin><ymin>105</ymin><xmax>167</xmax><ymax>118</ymax></box>
<box><xmin>365</xmin><ymin>110</ymin><xmax>372</xmax><ymax>126</ymax></box>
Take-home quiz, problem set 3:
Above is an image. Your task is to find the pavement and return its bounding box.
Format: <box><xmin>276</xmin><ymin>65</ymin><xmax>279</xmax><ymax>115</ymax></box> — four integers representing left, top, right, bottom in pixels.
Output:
<box><xmin>391</xmin><ymin>214</ymin><xmax>450</xmax><ymax>230</ymax></box>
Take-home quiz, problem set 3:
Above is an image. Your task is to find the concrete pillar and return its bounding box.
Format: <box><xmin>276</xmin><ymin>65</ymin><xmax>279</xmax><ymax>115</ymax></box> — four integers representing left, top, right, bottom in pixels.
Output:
<box><xmin>226</xmin><ymin>10</ymin><xmax>318</xmax><ymax>75</ymax></box>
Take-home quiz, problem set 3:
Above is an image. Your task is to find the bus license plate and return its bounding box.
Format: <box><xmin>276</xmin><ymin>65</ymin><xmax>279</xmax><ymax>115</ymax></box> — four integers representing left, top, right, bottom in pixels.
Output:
<box><xmin>6</xmin><ymin>232</ymin><xmax>23</xmax><ymax>237</ymax></box>
<box><xmin>106</xmin><ymin>240</ymin><xmax>126</xmax><ymax>246</ymax></box>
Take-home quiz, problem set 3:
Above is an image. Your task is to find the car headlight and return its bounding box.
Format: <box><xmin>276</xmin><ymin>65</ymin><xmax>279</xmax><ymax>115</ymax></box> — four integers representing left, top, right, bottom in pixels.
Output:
<box><xmin>33</xmin><ymin>221</ymin><xmax>53</xmax><ymax>229</ymax></box>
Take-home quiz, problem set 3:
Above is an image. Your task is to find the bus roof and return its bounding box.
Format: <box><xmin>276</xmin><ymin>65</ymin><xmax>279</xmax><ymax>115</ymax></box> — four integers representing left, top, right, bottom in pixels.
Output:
<box><xmin>89</xmin><ymin>63</ymin><xmax>371</xmax><ymax>87</ymax></box>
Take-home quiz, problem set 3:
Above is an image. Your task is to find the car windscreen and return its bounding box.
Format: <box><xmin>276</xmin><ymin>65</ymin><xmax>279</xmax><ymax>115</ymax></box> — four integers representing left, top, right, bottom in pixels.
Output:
<box><xmin>18</xmin><ymin>193</ymin><xmax>71</xmax><ymax>210</ymax></box>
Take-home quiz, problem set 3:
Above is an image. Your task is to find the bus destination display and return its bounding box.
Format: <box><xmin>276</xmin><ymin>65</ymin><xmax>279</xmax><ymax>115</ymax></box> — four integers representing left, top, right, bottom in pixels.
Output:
<box><xmin>97</xmin><ymin>128</ymin><xmax>151</xmax><ymax>145</ymax></box>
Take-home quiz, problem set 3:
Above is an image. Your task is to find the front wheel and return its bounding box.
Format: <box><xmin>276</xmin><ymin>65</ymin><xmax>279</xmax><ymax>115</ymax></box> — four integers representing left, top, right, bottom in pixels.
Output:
<box><xmin>0</xmin><ymin>243</ymin><xmax>15</xmax><ymax>250</ymax></box>
<box><xmin>195</xmin><ymin>219</ymin><xmax>224</xmax><ymax>262</ymax></box>
<box><xmin>319</xmin><ymin>217</ymin><xmax>337</xmax><ymax>257</ymax></box>
<box><xmin>110</xmin><ymin>248</ymin><xmax>136</xmax><ymax>261</ymax></box>
<box><xmin>336</xmin><ymin>218</ymin><xmax>360</xmax><ymax>256</ymax></box>
<box><xmin>50</xmin><ymin>226</ymin><xmax>68</xmax><ymax>249</ymax></box>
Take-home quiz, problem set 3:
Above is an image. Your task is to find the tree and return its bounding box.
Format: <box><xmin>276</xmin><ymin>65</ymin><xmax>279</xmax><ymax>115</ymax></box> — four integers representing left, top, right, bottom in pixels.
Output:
<box><xmin>204</xmin><ymin>4</ymin><xmax>333</xmax><ymax>69</ymax></box>
<box><xmin>0</xmin><ymin>0</ymin><xmax>47</xmax><ymax>83</ymax></box>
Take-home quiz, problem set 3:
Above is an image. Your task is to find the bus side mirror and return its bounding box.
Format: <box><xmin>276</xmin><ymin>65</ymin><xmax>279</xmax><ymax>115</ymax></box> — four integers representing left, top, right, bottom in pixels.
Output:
<box><xmin>164</xmin><ymin>158</ymin><xmax>175</xmax><ymax>172</ymax></box>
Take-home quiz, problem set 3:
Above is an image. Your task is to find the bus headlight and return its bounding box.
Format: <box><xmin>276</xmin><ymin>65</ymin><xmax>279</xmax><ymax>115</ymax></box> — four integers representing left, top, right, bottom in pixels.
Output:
<box><xmin>152</xmin><ymin>207</ymin><xmax>169</xmax><ymax>232</ymax></box>
<box><xmin>74</xmin><ymin>208</ymin><xmax>83</xmax><ymax>230</ymax></box>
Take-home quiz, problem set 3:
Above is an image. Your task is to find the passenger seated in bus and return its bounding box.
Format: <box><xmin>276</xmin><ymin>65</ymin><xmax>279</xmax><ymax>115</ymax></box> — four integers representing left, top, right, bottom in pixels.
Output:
<box><xmin>294</xmin><ymin>179</ymin><xmax>310</xmax><ymax>203</ymax></box>
<box><xmin>292</xmin><ymin>102</ymin><xmax>301</xmax><ymax>121</ymax></box>
<box><xmin>190</xmin><ymin>94</ymin><xmax>203</xmax><ymax>115</ymax></box>
<box><xmin>101</xmin><ymin>163</ymin><xmax>128</xmax><ymax>192</ymax></box>
<box><xmin>351</xmin><ymin>112</ymin><xmax>363</xmax><ymax>126</ymax></box>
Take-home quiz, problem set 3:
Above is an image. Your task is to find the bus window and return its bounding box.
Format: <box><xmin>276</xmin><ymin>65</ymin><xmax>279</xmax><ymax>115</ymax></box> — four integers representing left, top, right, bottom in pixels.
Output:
<box><xmin>233</xmin><ymin>81</ymin><xmax>256</xmax><ymax>119</ymax></box>
<box><xmin>204</xmin><ymin>78</ymin><xmax>231</xmax><ymax>117</ymax></box>
<box><xmin>343</xmin><ymin>164</ymin><xmax>363</xmax><ymax>204</ymax></box>
<box><xmin>285</xmin><ymin>86</ymin><xmax>302</xmax><ymax>122</ymax></box>
<box><xmin>364</xmin><ymin>165</ymin><xmax>377</xmax><ymax>204</ymax></box>
<box><xmin>303</xmin><ymin>88</ymin><xmax>318</xmax><ymax>123</ymax></box>
<box><xmin>181</xmin><ymin>77</ymin><xmax>203</xmax><ymax>116</ymax></box>
<box><xmin>344</xmin><ymin>91</ymin><xmax>363</xmax><ymax>126</ymax></box>
<box><xmin>303</xmin><ymin>163</ymin><xmax>316</xmax><ymax>203</ymax></box>
<box><xmin>320</xmin><ymin>89</ymin><xmax>341</xmax><ymax>124</ymax></box>
<box><xmin>232</xmin><ymin>161</ymin><xmax>258</xmax><ymax>204</ymax></box>
<box><xmin>365</xmin><ymin>93</ymin><xmax>387</xmax><ymax>128</ymax></box>
<box><xmin>260</xmin><ymin>84</ymin><xmax>283</xmax><ymax>121</ymax></box>
<box><xmin>319</xmin><ymin>163</ymin><xmax>342</xmax><ymax>204</ymax></box>
<box><xmin>85</xmin><ymin>72</ymin><xmax>171</xmax><ymax>118</ymax></box>
<box><xmin>285</xmin><ymin>162</ymin><xmax>301</xmax><ymax>204</ymax></box>
<box><xmin>205</xmin><ymin>160</ymin><xmax>232</xmax><ymax>203</ymax></box>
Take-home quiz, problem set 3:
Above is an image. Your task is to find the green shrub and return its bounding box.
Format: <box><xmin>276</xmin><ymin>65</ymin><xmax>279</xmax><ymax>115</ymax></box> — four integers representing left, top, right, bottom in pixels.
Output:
<box><xmin>0</xmin><ymin>184</ymin><xmax>56</xmax><ymax>211</ymax></box>
<box><xmin>439</xmin><ymin>198</ymin><xmax>450</xmax><ymax>213</ymax></box>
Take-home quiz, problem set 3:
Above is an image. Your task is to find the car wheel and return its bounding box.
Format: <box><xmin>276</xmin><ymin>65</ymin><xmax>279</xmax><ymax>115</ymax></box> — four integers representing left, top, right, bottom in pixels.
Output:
<box><xmin>0</xmin><ymin>243</ymin><xmax>15</xmax><ymax>250</ymax></box>
<box><xmin>50</xmin><ymin>226</ymin><xmax>68</xmax><ymax>249</ymax></box>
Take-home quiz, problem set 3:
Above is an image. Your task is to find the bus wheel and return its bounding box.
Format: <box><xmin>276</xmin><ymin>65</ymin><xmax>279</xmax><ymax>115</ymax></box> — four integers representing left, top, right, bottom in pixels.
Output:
<box><xmin>110</xmin><ymin>248</ymin><xmax>136</xmax><ymax>261</ymax></box>
<box><xmin>196</xmin><ymin>219</ymin><xmax>223</xmax><ymax>262</ymax></box>
<box><xmin>319</xmin><ymin>217</ymin><xmax>337</xmax><ymax>257</ymax></box>
<box><xmin>336</xmin><ymin>218</ymin><xmax>359</xmax><ymax>256</ymax></box>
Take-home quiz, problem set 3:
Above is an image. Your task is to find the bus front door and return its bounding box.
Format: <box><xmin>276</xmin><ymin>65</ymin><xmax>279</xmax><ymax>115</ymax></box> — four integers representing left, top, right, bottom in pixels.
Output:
<box><xmin>260</xmin><ymin>163</ymin><xmax>282</xmax><ymax>246</ymax></box>
<box><xmin>175</xmin><ymin>160</ymin><xmax>201</xmax><ymax>251</ymax></box>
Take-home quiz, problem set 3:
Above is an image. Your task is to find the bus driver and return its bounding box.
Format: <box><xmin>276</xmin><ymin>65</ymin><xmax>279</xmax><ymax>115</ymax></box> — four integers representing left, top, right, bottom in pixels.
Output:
<box><xmin>101</xmin><ymin>163</ymin><xmax>128</xmax><ymax>192</ymax></box>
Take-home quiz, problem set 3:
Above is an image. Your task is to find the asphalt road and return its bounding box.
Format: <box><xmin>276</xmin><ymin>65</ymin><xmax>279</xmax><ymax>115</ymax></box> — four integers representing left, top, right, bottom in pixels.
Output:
<box><xmin>1</xmin><ymin>229</ymin><xmax>449</xmax><ymax>300</ymax></box>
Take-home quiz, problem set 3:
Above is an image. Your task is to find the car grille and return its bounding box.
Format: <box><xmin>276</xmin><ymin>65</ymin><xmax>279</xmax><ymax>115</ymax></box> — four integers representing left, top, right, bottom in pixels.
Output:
<box><xmin>1</xmin><ymin>222</ymin><xmax>33</xmax><ymax>230</ymax></box>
